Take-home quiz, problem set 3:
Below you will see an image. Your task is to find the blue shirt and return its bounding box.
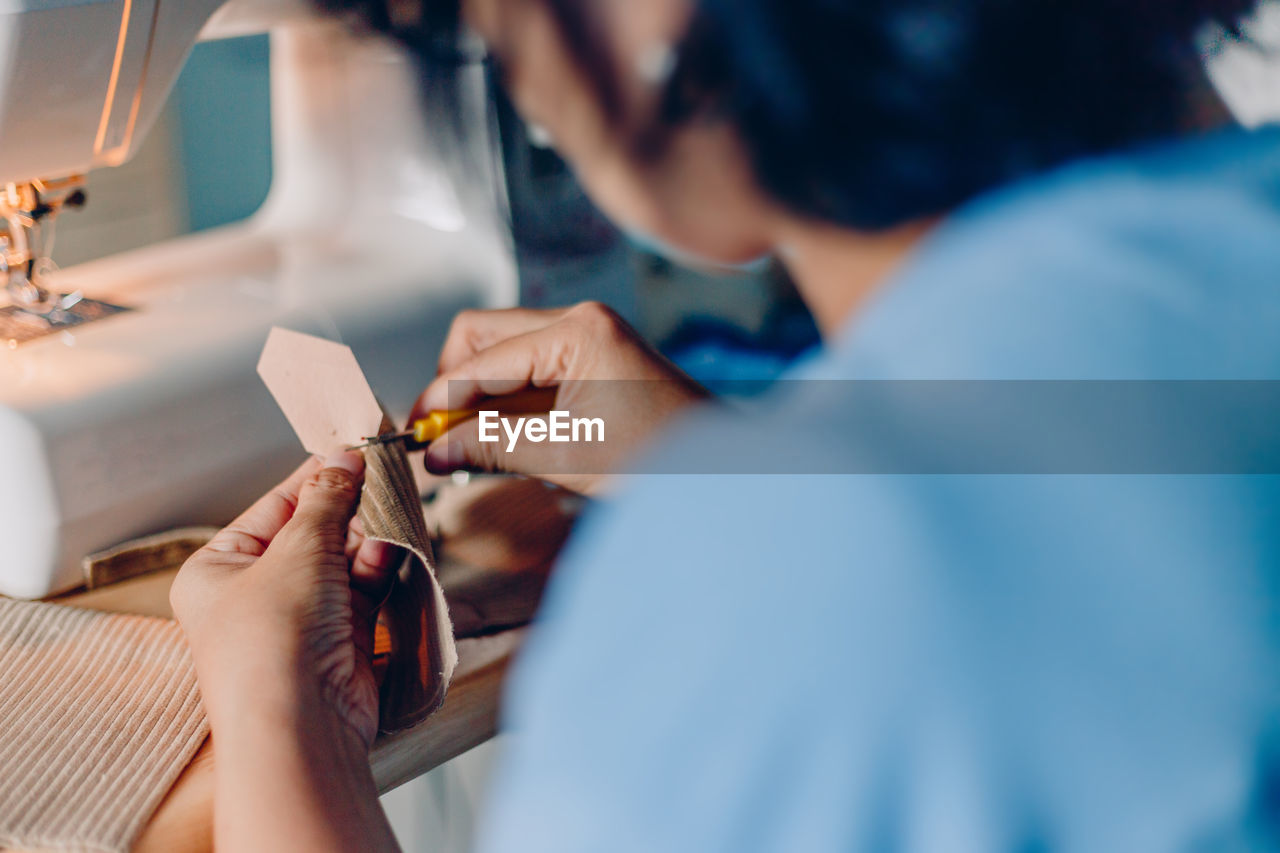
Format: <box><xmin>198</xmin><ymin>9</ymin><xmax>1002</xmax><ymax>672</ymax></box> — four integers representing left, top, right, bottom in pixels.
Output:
<box><xmin>478</xmin><ymin>127</ymin><xmax>1280</xmax><ymax>852</ymax></box>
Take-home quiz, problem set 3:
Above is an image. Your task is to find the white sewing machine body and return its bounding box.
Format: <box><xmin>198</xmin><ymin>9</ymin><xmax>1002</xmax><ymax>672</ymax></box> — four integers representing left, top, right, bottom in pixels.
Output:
<box><xmin>0</xmin><ymin>0</ymin><xmax>516</xmax><ymax>597</ymax></box>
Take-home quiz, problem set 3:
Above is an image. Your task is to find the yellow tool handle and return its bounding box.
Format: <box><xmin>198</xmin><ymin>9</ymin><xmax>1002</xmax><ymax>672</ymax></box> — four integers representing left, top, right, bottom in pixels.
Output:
<box><xmin>410</xmin><ymin>409</ymin><xmax>474</xmax><ymax>444</ymax></box>
<box><xmin>408</xmin><ymin>386</ymin><xmax>559</xmax><ymax>445</ymax></box>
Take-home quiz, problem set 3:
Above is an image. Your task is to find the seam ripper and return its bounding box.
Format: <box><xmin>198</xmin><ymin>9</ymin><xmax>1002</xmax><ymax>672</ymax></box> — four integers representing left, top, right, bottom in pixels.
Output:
<box><xmin>351</xmin><ymin>387</ymin><xmax>558</xmax><ymax>452</ymax></box>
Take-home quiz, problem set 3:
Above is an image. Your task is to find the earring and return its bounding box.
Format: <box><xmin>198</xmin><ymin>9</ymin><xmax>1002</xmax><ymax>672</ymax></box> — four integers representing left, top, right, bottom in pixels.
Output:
<box><xmin>527</xmin><ymin>123</ymin><xmax>555</xmax><ymax>149</ymax></box>
<box><xmin>635</xmin><ymin>43</ymin><xmax>677</xmax><ymax>87</ymax></box>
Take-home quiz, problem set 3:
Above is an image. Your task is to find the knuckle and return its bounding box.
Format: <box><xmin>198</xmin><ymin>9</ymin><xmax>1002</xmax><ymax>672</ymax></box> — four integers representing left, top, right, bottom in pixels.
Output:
<box><xmin>567</xmin><ymin>300</ymin><xmax>608</xmax><ymax>321</ymax></box>
<box><xmin>276</xmin><ymin>519</ymin><xmax>346</xmax><ymax>559</ymax></box>
<box><xmin>271</xmin><ymin>485</ymin><xmax>300</xmax><ymax>516</ymax></box>
<box><xmin>168</xmin><ymin>575</ymin><xmax>187</xmax><ymax>617</ymax></box>
<box><xmin>448</xmin><ymin>309</ymin><xmax>483</xmax><ymax>343</ymax></box>
<box><xmin>168</xmin><ymin>559</ymin><xmax>202</xmax><ymax>620</ymax></box>
<box><xmin>311</xmin><ymin>467</ymin><xmax>361</xmax><ymax>499</ymax></box>
<box><xmin>450</xmin><ymin>308</ymin><xmax>480</xmax><ymax>331</ymax></box>
<box><xmin>568</xmin><ymin>300</ymin><xmax>625</xmax><ymax>337</ymax></box>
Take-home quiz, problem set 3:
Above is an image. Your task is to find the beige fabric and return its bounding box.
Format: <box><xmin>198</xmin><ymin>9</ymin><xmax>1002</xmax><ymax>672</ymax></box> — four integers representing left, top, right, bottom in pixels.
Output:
<box><xmin>362</xmin><ymin>442</ymin><xmax>457</xmax><ymax>732</ymax></box>
<box><xmin>0</xmin><ymin>599</ymin><xmax>207</xmax><ymax>853</ymax></box>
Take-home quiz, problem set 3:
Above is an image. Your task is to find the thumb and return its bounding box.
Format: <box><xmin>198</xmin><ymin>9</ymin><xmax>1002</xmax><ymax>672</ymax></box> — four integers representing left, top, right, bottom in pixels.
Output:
<box><xmin>424</xmin><ymin>418</ymin><xmax>509</xmax><ymax>477</ymax></box>
<box><xmin>282</xmin><ymin>450</ymin><xmax>366</xmax><ymax>552</ymax></box>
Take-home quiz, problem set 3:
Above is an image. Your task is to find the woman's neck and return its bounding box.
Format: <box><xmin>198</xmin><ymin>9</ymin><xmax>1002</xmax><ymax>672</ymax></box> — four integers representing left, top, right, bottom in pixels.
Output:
<box><xmin>776</xmin><ymin>216</ymin><xmax>934</xmax><ymax>338</ymax></box>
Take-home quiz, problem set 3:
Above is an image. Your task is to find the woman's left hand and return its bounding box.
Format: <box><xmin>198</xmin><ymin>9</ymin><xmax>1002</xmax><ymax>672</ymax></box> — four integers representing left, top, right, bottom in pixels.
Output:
<box><xmin>171</xmin><ymin>452</ymin><xmax>399</xmax><ymax>748</ymax></box>
<box><xmin>172</xmin><ymin>452</ymin><xmax>404</xmax><ymax>852</ymax></box>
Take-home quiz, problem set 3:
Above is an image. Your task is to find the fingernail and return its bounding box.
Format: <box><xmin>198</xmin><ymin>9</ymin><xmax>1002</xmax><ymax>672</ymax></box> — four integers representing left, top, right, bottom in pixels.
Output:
<box><xmin>423</xmin><ymin>442</ymin><xmax>448</xmax><ymax>474</ymax></box>
<box><xmin>323</xmin><ymin>449</ymin><xmax>365</xmax><ymax>476</ymax></box>
<box><xmin>423</xmin><ymin>440</ymin><xmax>461</xmax><ymax>474</ymax></box>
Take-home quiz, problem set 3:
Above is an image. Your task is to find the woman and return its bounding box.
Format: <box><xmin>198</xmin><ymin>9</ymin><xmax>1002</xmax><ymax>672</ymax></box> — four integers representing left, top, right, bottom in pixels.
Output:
<box><xmin>173</xmin><ymin>0</ymin><xmax>1280</xmax><ymax>849</ymax></box>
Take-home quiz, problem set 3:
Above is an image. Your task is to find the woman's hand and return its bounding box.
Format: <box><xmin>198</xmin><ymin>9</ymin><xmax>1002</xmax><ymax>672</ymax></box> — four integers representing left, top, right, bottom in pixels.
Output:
<box><xmin>171</xmin><ymin>452</ymin><xmax>402</xmax><ymax>853</ymax></box>
<box><xmin>172</xmin><ymin>452</ymin><xmax>397</xmax><ymax>746</ymax></box>
<box><xmin>413</xmin><ymin>302</ymin><xmax>708</xmax><ymax>494</ymax></box>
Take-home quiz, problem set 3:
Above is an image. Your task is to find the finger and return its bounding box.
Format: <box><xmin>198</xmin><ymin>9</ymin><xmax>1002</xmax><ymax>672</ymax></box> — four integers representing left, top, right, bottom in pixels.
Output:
<box><xmin>204</xmin><ymin>456</ymin><xmax>323</xmax><ymax>556</ymax></box>
<box><xmin>345</xmin><ymin>514</ymin><xmax>366</xmax><ymax>564</ymax></box>
<box><xmin>436</xmin><ymin>307</ymin><xmax>571</xmax><ymax>375</ymax></box>
<box><xmin>413</xmin><ymin>325</ymin><xmax>571</xmax><ymax>417</ymax></box>
<box><xmin>277</xmin><ymin>451</ymin><xmax>366</xmax><ymax>552</ymax></box>
<box><xmin>423</xmin><ymin>417</ymin><xmax>510</xmax><ymax>477</ymax></box>
<box><xmin>351</xmin><ymin>537</ymin><xmax>403</xmax><ymax>600</ymax></box>
<box><xmin>422</xmin><ymin>410</ymin><xmax>591</xmax><ymax>480</ymax></box>
<box><xmin>349</xmin><ymin>537</ymin><xmax>402</xmax><ymax>661</ymax></box>
<box><xmin>345</xmin><ymin>499</ymin><xmax>401</xmax><ymax>601</ymax></box>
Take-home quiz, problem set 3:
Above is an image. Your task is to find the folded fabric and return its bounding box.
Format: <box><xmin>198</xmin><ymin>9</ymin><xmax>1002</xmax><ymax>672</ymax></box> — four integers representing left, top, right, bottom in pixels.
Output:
<box><xmin>0</xmin><ymin>599</ymin><xmax>207</xmax><ymax>853</ymax></box>
<box><xmin>361</xmin><ymin>440</ymin><xmax>457</xmax><ymax>731</ymax></box>
<box><xmin>257</xmin><ymin>326</ymin><xmax>457</xmax><ymax>732</ymax></box>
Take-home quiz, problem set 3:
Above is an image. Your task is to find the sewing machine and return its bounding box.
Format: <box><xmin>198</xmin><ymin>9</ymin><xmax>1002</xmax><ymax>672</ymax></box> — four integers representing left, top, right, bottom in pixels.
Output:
<box><xmin>0</xmin><ymin>0</ymin><xmax>517</xmax><ymax>598</ymax></box>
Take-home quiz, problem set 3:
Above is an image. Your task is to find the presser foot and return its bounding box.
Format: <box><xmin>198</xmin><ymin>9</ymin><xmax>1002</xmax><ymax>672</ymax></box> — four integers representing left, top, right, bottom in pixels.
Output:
<box><xmin>0</xmin><ymin>293</ymin><xmax>130</xmax><ymax>347</ymax></box>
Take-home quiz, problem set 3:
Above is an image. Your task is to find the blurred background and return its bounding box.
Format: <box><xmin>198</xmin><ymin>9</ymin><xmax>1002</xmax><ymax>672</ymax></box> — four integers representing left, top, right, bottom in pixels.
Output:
<box><xmin>55</xmin><ymin>1</ymin><xmax>1280</xmax><ymax>395</ymax></box>
<box><xmin>53</xmin><ymin>33</ymin><xmax>821</xmax><ymax>400</ymax></box>
<box><xmin>52</xmin><ymin>0</ymin><xmax>1280</xmax><ymax>393</ymax></box>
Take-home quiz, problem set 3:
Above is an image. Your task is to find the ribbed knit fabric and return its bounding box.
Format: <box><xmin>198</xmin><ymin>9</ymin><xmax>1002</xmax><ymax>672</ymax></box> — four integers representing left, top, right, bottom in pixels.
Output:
<box><xmin>0</xmin><ymin>599</ymin><xmax>207</xmax><ymax>853</ymax></box>
<box><xmin>362</xmin><ymin>441</ymin><xmax>457</xmax><ymax>733</ymax></box>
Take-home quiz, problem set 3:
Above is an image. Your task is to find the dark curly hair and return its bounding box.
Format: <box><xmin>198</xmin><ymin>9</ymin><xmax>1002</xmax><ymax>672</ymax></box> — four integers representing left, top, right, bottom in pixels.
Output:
<box><xmin>317</xmin><ymin>0</ymin><xmax>1254</xmax><ymax>230</ymax></box>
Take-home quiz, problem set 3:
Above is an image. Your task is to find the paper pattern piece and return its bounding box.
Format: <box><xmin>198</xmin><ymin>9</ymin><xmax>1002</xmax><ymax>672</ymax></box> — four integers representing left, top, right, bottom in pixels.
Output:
<box><xmin>257</xmin><ymin>327</ymin><xmax>457</xmax><ymax>731</ymax></box>
<box><xmin>0</xmin><ymin>599</ymin><xmax>208</xmax><ymax>853</ymax></box>
<box><xmin>257</xmin><ymin>327</ymin><xmax>386</xmax><ymax>457</ymax></box>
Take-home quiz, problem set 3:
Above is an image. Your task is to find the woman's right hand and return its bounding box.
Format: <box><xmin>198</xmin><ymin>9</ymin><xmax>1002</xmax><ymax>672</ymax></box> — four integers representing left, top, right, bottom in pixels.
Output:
<box><xmin>412</xmin><ymin>301</ymin><xmax>707</xmax><ymax>495</ymax></box>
